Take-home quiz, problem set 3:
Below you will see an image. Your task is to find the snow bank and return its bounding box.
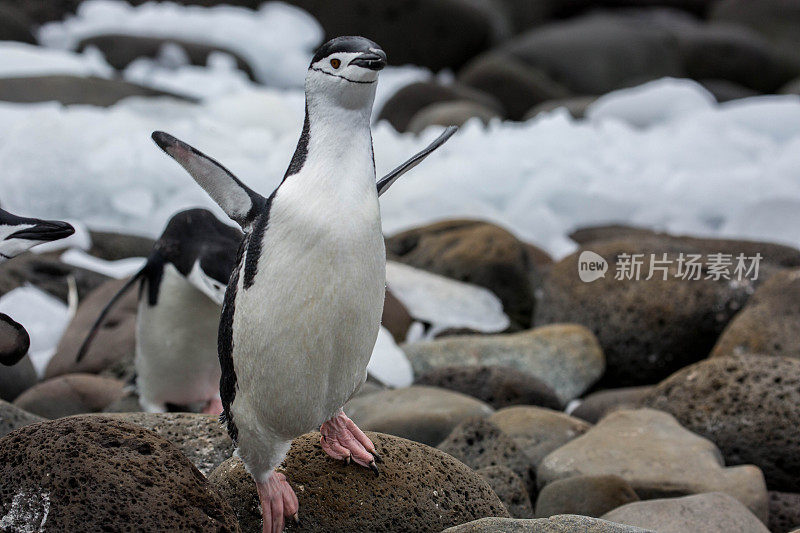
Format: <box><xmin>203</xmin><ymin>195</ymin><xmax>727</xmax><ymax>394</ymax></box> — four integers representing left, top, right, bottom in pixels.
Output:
<box><xmin>60</xmin><ymin>249</ymin><xmax>146</xmax><ymax>279</ymax></box>
<box><xmin>1</xmin><ymin>78</ymin><xmax>799</xmax><ymax>258</ymax></box>
<box><xmin>0</xmin><ymin>41</ymin><xmax>112</xmax><ymax>79</ymax></box>
<box><xmin>368</xmin><ymin>327</ymin><xmax>413</xmax><ymax>388</ymax></box>
<box><xmin>38</xmin><ymin>0</ymin><xmax>323</xmax><ymax>88</ymax></box>
<box><xmin>0</xmin><ymin>287</ymin><xmax>69</xmax><ymax>377</ymax></box>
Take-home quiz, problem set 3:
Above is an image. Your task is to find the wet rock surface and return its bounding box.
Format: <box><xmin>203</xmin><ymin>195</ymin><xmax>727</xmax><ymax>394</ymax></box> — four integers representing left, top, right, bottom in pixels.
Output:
<box><xmin>208</xmin><ymin>431</ymin><xmax>509</xmax><ymax>532</ymax></box>
<box><xmin>0</xmin><ymin>415</ymin><xmax>238</xmax><ymax>532</ymax></box>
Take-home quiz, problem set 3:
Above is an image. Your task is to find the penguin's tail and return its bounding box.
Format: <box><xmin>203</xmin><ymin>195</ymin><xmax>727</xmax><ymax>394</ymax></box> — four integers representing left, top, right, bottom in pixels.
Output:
<box><xmin>74</xmin><ymin>266</ymin><xmax>145</xmax><ymax>363</ymax></box>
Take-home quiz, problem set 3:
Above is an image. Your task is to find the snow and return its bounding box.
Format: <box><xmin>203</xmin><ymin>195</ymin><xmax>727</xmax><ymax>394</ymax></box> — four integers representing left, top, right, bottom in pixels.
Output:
<box><xmin>0</xmin><ymin>491</ymin><xmax>50</xmax><ymax>533</ymax></box>
<box><xmin>0</xmin><ymin>41</ymin><xmax>112</xmax><ymax>79</ymax></box>
<box><xmin>0</xmin><ymin>287</ymin><xmax>69</xmax><ymax>377</ymax></box>
<box><xmin>367</xmin><ymin>326</ymin><xmax>413</xmax><ymax>388</ymax></box>
<box><xmin>1</xmin><ymin>78</ymin><xmax>799</xmax><ymax>258</ymax></box>
<box><xmin>386</xmin><ymin>261</ymin><xmax>510</xmax><ymax>337</ymax></box>
<box><xmin>38</xmin><ymin>0</ymin><xmax>323</xmax><ymax>88</ymax></box>
<box><xmin>60</xmin><ymin>249</ymin><xmax>146</xmax><ymax>279</ymax></box>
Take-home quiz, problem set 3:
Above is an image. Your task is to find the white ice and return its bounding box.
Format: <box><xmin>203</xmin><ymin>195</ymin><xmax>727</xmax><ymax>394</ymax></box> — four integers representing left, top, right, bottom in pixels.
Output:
<box><xmin>60</xmin><ymin>248</ymin><xmax>146</xmax><ymax>279</ymax></box>
<box><xmin>0</xmin><ymin>41</ymin><xmax>112</xmax><ymax>79</ymax></box>
<box><xmin>367</xmin><ymin>326</ymin><xmax>413</xmax><ymax>388</ymax></box>
<box><xmin>0</xmin><ymin>287</ymin><xmax>69</xmax><ymax>377</ymax></box>
<box><xmin>386</xmin><ymin>261</ymin><xmax>510</xmax><ymax>337</ymax></box>
<box><xmin>38</xmin><ymin>0</ymin><xmax>323</xmax><ymax>88</ymax></box>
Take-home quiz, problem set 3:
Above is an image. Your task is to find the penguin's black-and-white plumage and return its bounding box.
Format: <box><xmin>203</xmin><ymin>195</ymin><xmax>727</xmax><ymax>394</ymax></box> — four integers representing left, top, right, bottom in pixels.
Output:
<box><xmin>0</xmin><ymin>208</ymin><xmax>74</xmax><ymax>366</ymax></box>
<box><xmin>152</xmin><ymin>36</ymin><xmax>455</xmax><ymax>532</ymax></box>
<box><xmin>76</xmin><ymin>208</ymin><xmax>241</xmax><ymax>412</ymax></box>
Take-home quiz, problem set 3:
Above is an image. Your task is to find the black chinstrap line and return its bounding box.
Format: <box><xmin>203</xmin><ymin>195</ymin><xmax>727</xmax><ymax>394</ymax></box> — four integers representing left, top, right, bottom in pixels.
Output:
<box><xmin>310</xmin><ymin>67</ymin><xmax>377</xmax><ymax>85</ymax></box>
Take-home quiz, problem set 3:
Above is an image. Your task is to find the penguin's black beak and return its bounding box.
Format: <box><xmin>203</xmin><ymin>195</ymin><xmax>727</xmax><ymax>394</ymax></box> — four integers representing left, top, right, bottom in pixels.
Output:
<box><xmin>350</xmin><ymin>51</ymin><xmax>386</xmax><ymax>71</ymax></box>
<box><xmin>8</xmin><ymin>219</ymin><xmax>75</xmax><ymax>242</ymax></box>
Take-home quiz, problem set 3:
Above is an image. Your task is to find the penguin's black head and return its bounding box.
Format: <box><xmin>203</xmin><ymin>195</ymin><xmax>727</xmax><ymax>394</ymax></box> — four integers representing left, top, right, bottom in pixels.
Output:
<box><xmin>0</xmin><ymin>208</ymin><xmax>74</xmax><ymax>261</ymax></box>
<box><xmin>307</xmin><ymin>36</ymin><xmax>386</xmax><ymax>98</ymax></box>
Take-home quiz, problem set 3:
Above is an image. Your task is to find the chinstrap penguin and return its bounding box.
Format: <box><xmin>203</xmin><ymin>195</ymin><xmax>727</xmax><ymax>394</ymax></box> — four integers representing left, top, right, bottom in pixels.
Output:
<box><xmin>76</xmin><ymin>208</ymin><xmax>241</xmax><ymax>413</ymax></box>
<box><xmin>0</xmin><ymin>207</ymin><xmax>74</xmax><ymax>366</ymax></box>
<box><xmin>152</xmin><ymin>35</ymin><xmax>456</xmax><ymax>533</ymax></box>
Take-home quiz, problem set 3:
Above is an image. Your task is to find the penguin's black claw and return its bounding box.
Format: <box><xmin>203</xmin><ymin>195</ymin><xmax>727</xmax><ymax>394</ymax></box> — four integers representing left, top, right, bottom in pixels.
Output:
<box><xmin>293</xmin><ymin>513</ymin><xmax>300</xmax><ymax>526</ymax></box>
<box><xmin>343</xmin><ymin>455</ymin><xmax>351</xmax><ymax>466</ymax></box>
<box><xmin>369</xmin><ymin>461</ymin><xmax>380</xmax><ymax>476</ymax></box>
<box><xmin>371</xmin><ymin>451</ymin><xmax>383</xmax><ymax>464</ymax></box>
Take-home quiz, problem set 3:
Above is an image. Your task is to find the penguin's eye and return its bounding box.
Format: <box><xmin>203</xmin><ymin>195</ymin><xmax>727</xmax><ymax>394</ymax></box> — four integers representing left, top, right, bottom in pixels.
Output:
<box><xmin>330</xmin><ymin>58</ymin><xmax>341</xmax><ymax>69</ymax></box>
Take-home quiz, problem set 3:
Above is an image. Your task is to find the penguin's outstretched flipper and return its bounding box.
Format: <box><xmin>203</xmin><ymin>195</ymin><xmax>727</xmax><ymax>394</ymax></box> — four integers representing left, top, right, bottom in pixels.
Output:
<box><xmin>0</xmin><ymin>313</ymin><xmax>29</xmax><ymax>366</ymax></box>
<box><xmin>376</xmin><ymin>125</ymin><xmax>457</xmax><ymax>197</ymax></box>
<box><xmin>151</xmin><ymin>132</ymin><xmax>266</xmax><ymax>231</ymax></box>
<box><xmin>75</xmin><ymin>267</ymin><xmax>146</xmax><ymax>363</ymax></box>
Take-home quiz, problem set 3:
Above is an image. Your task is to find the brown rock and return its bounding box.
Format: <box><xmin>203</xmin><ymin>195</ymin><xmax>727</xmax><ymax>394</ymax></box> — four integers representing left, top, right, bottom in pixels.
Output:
<box><xmin>0</xmin><ymin>416</ymin><xmax>238</xmax><ymax>532</ymax></box>
<box><xmin>415</xmin><ymin>365</ymin><xmax>563</xmax><ymax>410</ymax></box>
<box><xmin>407</xmin><ymin>100</ymin><xmax>500</xmax><ymax>134</ymax></box>
<box><xmin>345</xmin><ymin>385</ymin><xmax>493</xmax><ymax>446</ymax></box>
<box><xmin>476</xmin><ymin>465</ymin><xmax>534</xmax><ymax>518</ymax></box>
<box><xmin>0</xmin><ymin>353</ymin><xmax>36</xmax><ymax>401</ymax></box>
<box><xmin>440</xmin><ymin>515</ymin><xmax>653</xmax><ymax>532</ymax></box>
<box><xmin>0</xmin><ymin>4</ymin><xmax>34</xmax><ymax>44</ymax></box>
<box><xmin>382</xmin><ymin>289</ymin><xmax>412</xmax><ymax>343</ymax></box>
<box><xmin>13</xmin><ymin>373</ymin><xmax>126</xmax><ymax>418</ymax></box>
<box><xmin>571</xmin><ymin>386</ymin><xmax>653</xmax><ymax>424</ymax></box>
<box><xmin>535</xmin><ymin>475</ymin><xmax>639</xmax><ymax>518</ymax></box>
<box><xmin>711</xmin><ymin>268</ymin><xmax>800</xmax><ymax>359</ymax></box>
<box><xmin>769</xmin><ymin>491</ymin><xmax>800</xmax><ymax>533</ymax></box>
<box><xmin>641</xmin><ymin>354</ymin><xmax>800</xmax><ymax>492</ymax></box>
<box><xmin>208</xmin><ymin>431</ymin><xmax>509</xmax><ymax>532</ymax></box>
<box><xmin>438</xmin><ymin>418</ymin><xmax>535</xmax><ymax>497</ymax></box>
<box><xmin>0</xmin><ymin>399</ymin><xmax>44</xmax><ymax>439</ymax></box>
<box><xmin>524</xmin><ymin>96</ymin><xmax>596</xmax><ymax>120</ymax></box>
<box><xmin>488</xmin><ymin>406</ymin><xmax>591</xmax><ymax>467</ymax></box>
<box><xmin>0</xmin><ymin>251</ymin><xmax>110</xmax><ymax>303</ymax></box>
<box><xmin>387</xmin><ymin>219</ymin><xmax>539</xmax><ymax>327</ymax></box>
<box><xmin>46</xmin><ymin>277</ymin><xmax>137</xmax><ymax>380</ymax></box>
<box><xmin>88</xmin><ymin>230</ymin><xmax>155</xmax><ymax>261</ymax></box>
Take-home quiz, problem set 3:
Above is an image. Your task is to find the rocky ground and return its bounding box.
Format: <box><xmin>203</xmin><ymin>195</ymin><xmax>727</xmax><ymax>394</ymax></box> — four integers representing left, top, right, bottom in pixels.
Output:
<box><xmin>0</xmin><ymin>221</ymin><xmax>799</xmax><ymax>532</ymax></box>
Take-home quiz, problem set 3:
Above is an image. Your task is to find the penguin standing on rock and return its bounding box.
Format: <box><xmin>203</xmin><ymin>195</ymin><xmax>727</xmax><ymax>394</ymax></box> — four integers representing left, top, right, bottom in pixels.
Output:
<box><xmin>152</xmin><ymin>35</ymin><xmax>456</xmax><ymax>532</ymax></box>
<box><xmin>0</xmin><ymin>207</ymin><xmax>74</xmax><ymax>366</ymax></box>
<box><xmin>76</xmin><ymin>208</ymin><xmax>241</xmax><ymax>413</ymax></box>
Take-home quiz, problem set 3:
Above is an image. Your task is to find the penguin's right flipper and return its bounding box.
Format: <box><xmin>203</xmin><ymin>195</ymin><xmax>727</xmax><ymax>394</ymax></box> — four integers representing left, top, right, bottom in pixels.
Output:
<box><xmin>151</xmin><ymin>132</ymin><xmax>266</xmax><ymax>231</ymax></box>
<box><xmin>376</xmin><ymin>125</ymin><xmax>457</xmax><ymax>197</ymax></box>
<box><xmin>0</xmin><ymin>313</ymin><xmax>29</xmax><ymax>366</ymax></box>
<box><xmin>75</xmin><ymin>268</ymin><xmax>145</xmax><ymax>363</ymax></box>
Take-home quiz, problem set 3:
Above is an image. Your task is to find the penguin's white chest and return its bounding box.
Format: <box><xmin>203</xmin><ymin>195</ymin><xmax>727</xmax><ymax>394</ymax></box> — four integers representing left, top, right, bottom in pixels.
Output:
<box><xmin>231</xmin><ymin>175</ymin><xmax>385</xmax><ymax>436</ymax></box>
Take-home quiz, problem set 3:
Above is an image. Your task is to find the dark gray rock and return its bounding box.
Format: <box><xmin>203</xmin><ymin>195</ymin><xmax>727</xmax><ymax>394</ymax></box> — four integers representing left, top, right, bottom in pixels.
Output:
<box><xmin>415</xmin><ymin>365</ymin><xmax>563</xmax><ymax>410</ymax></box>
<box><xmin>535</xmin><ymin>475</ymin><xmax>639</xmax><ymax>518</ymax></box>
<box><xmin>0</xmin><ymin>354</ymin><xmax>36</xmax><ymax>402</ymax></box>
<box><xmin>524</xmin><ymin>96</ymin><xmax>597</xmax><ymax>120</ymax></box>
<box><xmin>571</xmin><ymin>386</ymin><xmax>653</xmax><ymax>424</ymax></box>
<box><xmin>407</xmin><ymin>100</ymin><xmax>500</xmax><ymax>134</ymax></box>
<box><xmin>642</xmin><ymin>354</ymin><xmax>800</xmax><ymax>492</ymax></box>
<box><xmin>0</xmin><ymin>399</ymin><xmax>44</xmax><ymax>438</ymax></box>
<box><xmin>0</xmin><ymin>251</ymin><xmax>110</xmax><ymax>303</ymax></box>
<box><xmin>0</xmin><ymin>4</ymin><xmax>34</xmax><ymax>43</ymax></box>
<box><xmin>88</xmin><ymin>230</ymin><xmax>154</xmax><ymax>261</ymax></box>
<box><xmin>0</xmin><ymin>415</ymin><xmax>238</xmax><ymax>531</ymax></box>
<box><xmin>13</xmin><ymin>373</ymin><xmax>126</xmax><ymax>418</ymax></box>
<box><xmin>769</xmin><ymin>491</ymin><xmax>800</xmax><ymax>533</ymax></box>
<box><xmin>476</xmin><ymin>465</ymin><xmax>534</xmax><ymax>518</ymax></box>
<box><xmin>699</xmin><ymin>79</ymin><xmax>759</xmax><ymax>102</ymax></box>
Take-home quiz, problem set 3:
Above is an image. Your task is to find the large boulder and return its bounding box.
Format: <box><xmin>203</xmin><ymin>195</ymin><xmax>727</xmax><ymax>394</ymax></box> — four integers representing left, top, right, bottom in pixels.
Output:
<box><xmin>345</xmin><ymin>385</ymin><xmax>493</xmax><ymax>446</ymax></box>
<box><xmin>499</xmin><ymin>13</ymin><xmax>684</xmax><ymax>95</ymax></box>
<box><xmin>476</xmin><ymin>465</ymin><xmax>534</xmax><ymax>518</ymax></box>
<box><xmin>415</xmin><ymin>365</ymin><xmax>562</xmax><ymax>410</ymax></box>
<box><xmin>0</xmin><ymin>416</ymin><xmax>238</xmax><ymax>531</ymax></box>
<box><xmin>208</xmin><ymin>431</ymin><xmax>509</xmax><ymax>532</ymax></box>
<box><xmin>13</xmin><ymin>373</ymin><xmax>126</xmax><ymax>418</ymax></box>
<box><xmin>769</xmin><ymin>491</ymin><xmax>800</xmax><ymax>533</ymax></box>
<box><xmin>535</xmin><ymin>475</ymin><xmax>640</xmax><ymax>519</ymax></box>
<box><xmin>377</xmin><ymin>82</ymin><xmax>503</xmax><ymax>133</ymax></box>
<box><xmin>438</xmin><ymin>418</ymin><xmax>535</xmax><ymax>497</ymax></box>
<box><xmin>78</xmin><ymin>34</ymin><xmax>256</xmax><ymax>79</ymax></box>
<box><xmin>0</xmin><ymin>399</ymin><xmax>44</xmax><ymax>439</ymax></box>
<box><xmin>571</xmin><ymin>386</ymin><xmax>654</xmax><ymax>424</ymax></box>
<box><xmin>488</xmin><ymin>406</ymin><xmax>590</xmax><ymax>467</ymax></box>
<box><xmin>0</xmin><ymin>75</ymin><xmax>192</xmax><ymax>107</ymax></box>
<box><xmin>538</xmin><ymin>409</ymin><xmax>768</xmax><ymax>522</ymax></box>
<box><xmin>403</xmin><ymin>324</ymin><xmax>604</xmax><ymax>402</ymax></box>
<box><xmin>46</xmin><ymin>277</ymin><xmax>138</xmax><ymax>380</ymax></box>
<box><xmin>458</xmin><ymin>54</ymin><xmax>571</xmax><ymax>120</ymax></box>
<box><xmin>602</xmin><ymin>492</ymin><xmax>769</xmax><ymax>533</ymax></box>
<box><xmin>0</xmin><ymin>353</ymin><xmax>37</xmax><ymax>401</ymax></box>
<box><xmin>641</xmin><ymin>354</ymin><xmax>800</xmax><ymax>492</ymax></box>
<box><xmin>386</xmin><ymin>219</ymin><xmax>545</xmax><ymax>327</ymax></box>
<box><xmin>535</xmin><ymin>236</ymin><xmax>800</xmax><ymax>386</ymax></box>
<box><xmin>440</xmin><ymin>515</ymin><xmax>653</xmax><ymax>532</ymax></box>
<box><xmin>101</xmin><ymin>412</ymin><xmax>234</xmax><ymax>476</ymax></box>
<box><xmin>285</xmin><ymin>0</ymin><xmax>506</xmax><ymax>72</ymax></box>
<box><xmin>711</xmin><ymin>268</ymin><xmax>800</xmax><ymax>359</ymax></box>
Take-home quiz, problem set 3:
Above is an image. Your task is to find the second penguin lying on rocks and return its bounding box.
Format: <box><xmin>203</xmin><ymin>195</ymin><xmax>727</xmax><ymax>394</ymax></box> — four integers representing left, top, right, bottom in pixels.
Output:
<box><xmin>76</xmin><ymin>208</ymin><xmax>241</xmax><ymax>413</ymax></box>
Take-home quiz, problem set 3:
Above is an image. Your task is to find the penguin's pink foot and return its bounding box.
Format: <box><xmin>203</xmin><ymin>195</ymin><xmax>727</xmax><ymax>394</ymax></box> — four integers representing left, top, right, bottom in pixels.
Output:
<box><xmin>202</xmin><ymin>396</ymin><xmax>223</xmax><ymax>415</ymax></box>
<box><xmin>320</xmin><ymin>410</ymin><xmax>381</xmax><ymax>473</ymax></box>
<box><xmin>256</xmin><ymin>471</ymin><xmax>299</xmax><ymax>533</ymax></box>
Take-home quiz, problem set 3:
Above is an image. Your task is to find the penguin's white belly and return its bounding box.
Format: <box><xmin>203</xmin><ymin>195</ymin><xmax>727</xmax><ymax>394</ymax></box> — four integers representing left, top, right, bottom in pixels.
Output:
<box><xmin>231</xmin><ymin>189</ymin><xmax>385</xmax><ymax>438</ymax></box>
<box><xmin>136</xmin><ymin>264</ymin><xmax>222</xmax><ymax>407</ymax></box>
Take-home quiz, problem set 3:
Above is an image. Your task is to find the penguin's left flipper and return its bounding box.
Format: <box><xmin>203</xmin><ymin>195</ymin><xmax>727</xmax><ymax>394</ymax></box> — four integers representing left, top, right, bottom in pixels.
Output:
<box><xmin>376</xmin><ymin>125</ymin><xmax>457</xmax><ymax>197</ymax></box>
<box><xmin>151</xmin><ymin>132</ymin><xmax>266</xmax><ymax>231</ymax></box>
<box><xmin>0</xmin><ymin>313</ymin><xmax>30</xmax><ymax>366</ymax></box>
